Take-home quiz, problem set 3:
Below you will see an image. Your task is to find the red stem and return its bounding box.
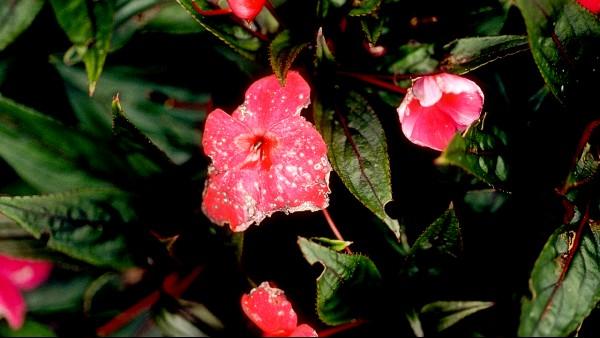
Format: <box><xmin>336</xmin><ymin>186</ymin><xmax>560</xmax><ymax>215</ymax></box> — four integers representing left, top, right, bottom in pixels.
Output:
<box><xmin>318</xmin><ymin>319</ymin><xmax>368</xmax><ymax>337</ymax></box>
<box><xmin>322</xmin><ymin>209</ymin><xmax>352</xmax><ymax>254</ymax></box>
<box><xmin>560</xmin><ymin>118</ymin><xmax>600</xmax><ymax>194</ymax></box>
<box><xmin>191</xmin><ymin>1</ymin><xmax>232</xmax><ymax>16</ymax></box>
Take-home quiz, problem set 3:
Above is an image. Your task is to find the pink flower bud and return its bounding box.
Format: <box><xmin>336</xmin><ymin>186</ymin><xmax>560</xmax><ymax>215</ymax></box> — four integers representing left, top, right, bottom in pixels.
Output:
<box><xmin>228</xmin><ymin>0</ymin><xmax>267</xmax><ymax>20</ymax></box>
<box><xmin>397</xmin><ymin>73</ymin><xmax>484</xmax><ymax>151</ymax></box>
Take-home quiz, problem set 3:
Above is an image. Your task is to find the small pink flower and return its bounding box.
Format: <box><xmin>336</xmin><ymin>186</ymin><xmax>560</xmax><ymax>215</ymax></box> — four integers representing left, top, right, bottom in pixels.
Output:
<box><xmin>228</xmin><ymin>0</ymin><xmax>267</xmax><ymax>20</ymax></box>
<box><xmin>397</xmin><ymin>73</ymin><xmax>484</xmax><ymax>151</ymax></box>
<box><xmin>241</xmin><ymin>282</ymin><xmax>318</xmax><ymax>337</ymax></box>
<box><xmin>0</xmin><ymin>254</ymin><xmax>52</xmax><ymax>329</ymax></box>
<box><xmin>201</xmin><ymin>71</ymin><xmax>331</xmax><ymax>232</ymax></box>
<box><xmin>577</xmin><ymin>0</ymin><xmax>600</xmax><ymax>13</ymax></box>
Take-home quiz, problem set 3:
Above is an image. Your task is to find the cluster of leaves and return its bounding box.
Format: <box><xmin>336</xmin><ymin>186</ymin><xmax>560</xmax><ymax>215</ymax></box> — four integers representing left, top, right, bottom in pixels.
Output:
<box><xmin>0</xmin><ymin>0</ymin><xmax>599</xmax><ymax>336</ymax></box>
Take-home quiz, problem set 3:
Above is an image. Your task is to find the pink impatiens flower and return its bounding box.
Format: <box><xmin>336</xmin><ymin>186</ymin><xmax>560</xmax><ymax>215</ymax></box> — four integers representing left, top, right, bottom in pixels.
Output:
<box><xmin>202</xmin><ymin>71</ymin><xmax>331</xmax><ymax>232</ymax></box>
<box><xmin>0</xmin><ymin>254</ymin><xmax>52</xmax><ymax>330</ymax></box>
<box><xmin>241</xmin><ymin>282</ymin><xmax>318</xmax><ymax>337</ymax></box>
<box><xmin>397</xmin><ymin>73</ymin><xmax>484</xmax><ymax>151</ymax></box>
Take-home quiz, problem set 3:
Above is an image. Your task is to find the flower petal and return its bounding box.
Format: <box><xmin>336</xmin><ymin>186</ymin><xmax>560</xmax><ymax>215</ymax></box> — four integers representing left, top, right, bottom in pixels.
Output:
<box><xmin>259</xmin><ymin>116</ymin><xmax>331</xmax><ymax>213</ymax></box>
<box><xmin>233</xmin><ymin>72</ymin><xmax>310</xmax><ymax>131</ymax></box>
<box><xmin>290</xmin><ymin>324</ymin><xmax>319</xmax><ymax>337</ymax></box>
<box><xmin>577</xmin><ymin>0</ymin><xmax>600</xmax><ymax>14</ymax></box>
<box><xmin>228</xmin><ymin>0</ymin><xmax>266</xmax><ymax>20</ymax></box>
<box><xmin>241</xmin><ymin>282</ymin><xmax>298</xmax><ymax>335</ymax></box>
<box><xmin>400</xmin><ymin>102</ymin><xmax>461</xmax><ymax>151</ymax></box>
<box><xmin>435</xmin><ymin>73</ymin><xmax>483</xmax><ymax>97</ymax></box>
<box><xmin>202</xmin><ymin>109</ymin><xmax>253</xmax><ymax>173</ymax></box>
<box><xmin>0</xmin><ymin>274</ymin><xmax>25</xmax><ymax>330</ymax></box>
<box><xmin>0</xmin><ymin>255</ymin><xmax>52</xmax><ymax>291</ymax></box>
<box><xmin>412</xmin><ymin>76</ymin><xmax>443</xmax><ymax>107</ymax></box>
<box><xmin>436</xmin><ymin>92</ymin><xmax>483</xmax><ymax>127</ymax></box>
<box><xmin>202</xmin><ymin>168</ymin><xmax>263</xmax><ymax>232</ymax></box>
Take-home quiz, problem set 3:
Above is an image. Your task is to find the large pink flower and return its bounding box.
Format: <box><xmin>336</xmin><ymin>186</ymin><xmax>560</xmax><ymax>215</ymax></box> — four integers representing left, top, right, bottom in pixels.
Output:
<box><xmin>577</xmin><ymin>0</ymin><xmax>600</xmax><ymax>14</ymax></box>
<box><xmin>0</xmin><ymin>254</ymin><xmax>52</xmax><ymax>329</ymax></box>
<box><xmin>241</xmin><ymin>282</ymin><xmax>318</xmax><ymax>337</ymax></box>
<box><xmin>397</xmin><ymin>73</ymin><xmax>484</xmax><ymax>151</ymax></box>
<box><xmin>202</xmin><ymin>71</ymin><xmax>331</xmax><ymax>232</ymax></box>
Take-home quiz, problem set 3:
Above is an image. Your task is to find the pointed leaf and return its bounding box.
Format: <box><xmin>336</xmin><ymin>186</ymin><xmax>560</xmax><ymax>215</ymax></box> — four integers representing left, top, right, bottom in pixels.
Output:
<box><xmin>49</xmin><ymin>0</ymin><xmax>115</xmax><ymax>95</ymax></box>
<box><xmin>515</xmin><ymin>0</ymin><xmax>600</xmax><ymax>105</ymax></box>
<box><xmin>175</xmin><ymin>0</ymin><xmax>260</xmax><ymax>60</ymax></box>
<box><xmin>0</xmin><ymin>0</ymin><xmax>45</xmax><ymax>51</ymax></box>
<box><xmin>314</xmin><ymin>92</ymin><xmax>400</xmax><ymax>239</ymax></box>
<box><xmin>436</xmin><ymin>120</ymin><xmax>510</xmax><ymax>188</ymax></box>
<box><xmin>441</xmin><ymin>35</ymin><xmax>529</xmax><ymax>74</ymax></box>
<box><xmin>421</xmin><ymin>301</ymin><xmax>494</xmax><ymax>333</ymax></box>
<box><xmin>269</xmin><ymin>30</ymin><xmax>308</xmax><ymax>85</ymax></box>
<box><xmin>410</xmin><ymin>207</ymin><xmax>462</xmax><ymax>257</ymax></box>
<box><xmin>519</xmin><ymin>209</ymin><xmax>600</xmax><ymax>336</ymax></box>
<box><xmin>298</xmin><ymin>237</ymin><xmax>382</xmax><ymax>326</ymax></box>
<box><xmin>0</xmin><ymin>188</ymin><xmax>139</xmax><ymax>269</ymax></box>
<box><xmin>349</xmin><ymin>0</ymin><xmax>381</xmax><ymax>17</ymax></box>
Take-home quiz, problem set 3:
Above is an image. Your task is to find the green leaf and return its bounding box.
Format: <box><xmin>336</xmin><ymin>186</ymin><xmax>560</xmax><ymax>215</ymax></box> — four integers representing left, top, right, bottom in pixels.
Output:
<box><xmin>410</xmin><ymin>207</ymin><xmax>462</xmax><ymax>257</ymax></box>
<box><xmin>0</xmin><ymin>321</ymin><xmax>56</xmax><ymax>337</ymax></box>
<box><xmin>55</xmin><ymin>62</ymin><xmax>208</xmax><ymax>164</ymax></box>
<box><xmin>515</xmin><ymin>0</ymin><xmax>600</xmax><ymax>105</ymax></box>
<box><xmin>441</xmin><ymin>35</ymin><xmax>529</xmax><ymax>74</ymax></box>
<box><xmin>315</xmin><ymin>27</ymin><xmax>335</xmax><ymax>65</ymax></box>
<box><xmin>49</xmin><ymin>0</ymin><xmax>115</xmax><ymax>95</ymax></box>
<box><xmin>298</xmin><ymin>237</ymin><xmax>383</xmax><ymax>326</ymax></box>
<box><xmin>111</xmin><ymin>96</ymin><xmax>176</xmax><ymax>177</ymax></box>
<box><xmin>349</xmin><ymin>0</ymin><xmax>381</xmax><ymax>17</ymax></box>
<box><xmin>0</xmin><ymin>188</ymin><xmax>139</xmax><ymax>269</ymax></box>
<box><xmin>360</xmin><ymin>16</ymin><xmax>385</xmax><ymax>44</ymax></box>
<box><xmin>311</xmin><ymin>237</ymin><xmax>353</xmax><ymax>252</ymax></box>
<box><xmin>388</xmin><ymin>43</ymin><xmax>438</xmax><ymax>76</ymax></box>
<box><xmin>0</xmin><ymin>95</ymin><xmax>118</xmax><ymax>192</ymax></box>
<box><xmin>154</xmin><ymin>299</ymin><xmax>224</xmax><ymax>337</ymax></box>
<box><xmin>421</xmin><ymin>301</ymin><xmax>494</xmax><ymax>333</ymax></box>
<box><xmin>315</xmin><ymin>92</ymin><xmax>400</xmax><ymax>239</ymax></box>
<box><xmin>0</xmin><ymin>0</ymin><xmax>45</xmax><ymax>51</ymax></box>
<box><xmin>269</xmin><ymin>30</ymin><xmax>308</xmax><ymax>85</ymax></box>
<box><xmin>436</xmin><ymin>120</ymin><xmax>510</xmax><ymax>188</ymax></box>
<box><xmin>175</xmin><ymin>0</ymin><xmax>260</xmax><ymax>60</ymax></box>
<box><xmin>519</xmin><ymin>211</ymin><xmax>600</xmax><ymax>336</ymax></box>
<box><xmin>25</xmin><ymin>276</ymin><xmax>95</xmax><ymax>314</ymax></box>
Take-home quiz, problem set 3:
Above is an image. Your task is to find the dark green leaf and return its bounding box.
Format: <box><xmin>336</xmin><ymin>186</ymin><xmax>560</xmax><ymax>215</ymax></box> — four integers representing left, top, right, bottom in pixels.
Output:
<box><xmin>349</xmin><ymin>0</ymin><xmax>381</xmax><ymax>17</ymax></box>
<box><xmin>464</xmin><ymin>189</ymin><xmax>509</xmax><ymax>214</ymax></box>
<box><xmin>25</xmin><ymin>276</ymin><xmax>95</xmax><ymax>314</ymax></box>
<box><xmin>519</xmin><ymin>211</ymin><xmax>600</xmax><ymax>336</ymax></box>
<box><xmin>441</xmin><ymin>35</ymin><xmax>529</xmax><ymax>74</ymax></box>
<box><xmin>360</xmin><ymin>16</ymin><xmax>385</xmax><ymax>44</ymax></box>
<box><xmin>436</xmin><ymin>120</ymin><xmax>510</xmax><ymax>188</ymax></box>
<box><xmin>314</xmin><ymin>92</ymin><xmax>401</xmax><ymax>239</ymax></box>
<box><xmin>0</xmin><ymin>188</ymin><xmax>138</xmax><ymax>269</ymax></box>
<box><xmin>0</xmin><ymin>0</ymin><xmax>45</xmax><ymax>51</ymax></box>
<box><xmin>175</xmin><ymin>0</ymin><xmax>260</xmax><ymax>60</ymax></box>
<box><xmin>0</xmin><ymin>321</ymin><xmax>56</xmax><ymax>337</ymax></box>
<box><xmin>269</xmin><ymin>30</ymin><xmax>308</xmax><ymax>85</ymax></box>
<box><xmin>49</xmin><ymin>0</ymin><xmax>115</xmax><ymax>95</ymax></box>
<box><xmin>515</xmin><ymin>0</ymin><xmax>600</xmax><ymax>105</ymax></box>
<box><xmin>55</xmin><ymin>62</ymin><xmax>207</xmax><ymax>164</ymax></box>
<box><xmin>154</xmin><ymin>300</ymin><xmax>224</xmax><ymax>337</ymax></box>
<box><xmin>298</xmin><ymin>237</ymin><xmax>382</xmax><ymax>326</ymax></box>
<box><xmin>315</xmin><ymin>27</ymin><xmax>335</xmax><ymax>65</ymax></box>
<box><xmin>388</xmin><ymin>43</ymin><xmax>438</xmax><ymax>76</ymax></box>
<box><xmin>410</xmin><ymin>207</ymin><xmax>462</xmax><ymax>257</ymax></box>
<box><xmin>111</xmin><ymin>96</ymin><xmax>176</xmax><ymax>177</ymax></box>
<box><xmin>421</xmin><ymin>301</ymin><xmax>494</xmax><ymax>332</ymax></box>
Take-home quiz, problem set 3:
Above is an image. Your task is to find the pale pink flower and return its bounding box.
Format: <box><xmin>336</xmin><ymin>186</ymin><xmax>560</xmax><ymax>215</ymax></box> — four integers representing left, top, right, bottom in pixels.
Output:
<box><xmin>201</xmin><ymin>71</ymin><xmax>331</xmax><ymax>232</ymax></box>
<box><xmin>397</xmin><ymin>73</ymin><xmax>484</xmax><ymax>151</ymax></box>
<box><xmin>0</xmin><ymin>254</ymin><xmax>52</xmax><ymax>329</ymax></box>
<box><xmin>241</xmin><ymin>282</ymin><xmax>318</xmax><ymax>337</ymax></box>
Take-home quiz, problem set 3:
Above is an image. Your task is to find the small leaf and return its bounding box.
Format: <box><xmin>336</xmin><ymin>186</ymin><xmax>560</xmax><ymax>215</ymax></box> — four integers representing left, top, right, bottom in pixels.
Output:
<box><xmin>519</xmin><ymin>210</ymin><xmax>600</xmax><ymax>336</ymax></box>
<box><xmin>298</xmin><ymin>237</ymin><xmax>382</xmax><ymax>326</ymax></box>
<box><xmin>0</xmin><ymin>320</ymin><xmax>56</xmax><ymax>337</ymax></box>
<box><xmin>360</xmin><ymin>16</ymin><xmax>385</xmax><ymax>44</ymax></box>
<box><xmin>388</xmin><ymin>43</ymin><xmax>438</xmax><ymax>76</ymax></box>
<box><xmin>49</xmin><ymin>0</ymin><xmax>115</xmax><ymax>95</ymax></box>
<box><xmin>25</xmin><ymin>276</ymin><xmax>95</xmax><ymax>314</ymax></box>
<box><xmin>349</xmin><ymin>0</ymin><xmax>381</xmax><ymax>17</ymax></box>
<box><xmin>436</xmin><ymin>120</ymin><xmax>510</xmax><ymax>188</ymax></box>
<box><xmin>315</xmin><ymin>27</ymin><xmax>335</xmax><ymax>65</ymax></box>
<box><xmin>0</xmin><ymin>188</ymin><xmax>139</xmax><ymax>269</ymax></box>
<box><xmin>421</xmin><ymin>301</ymin><xmax>494</xmax><ymax>332</ymax></box>
<box><xmin>269</xmin><ymin>30</ymin><xmax>309</xmax><ymax>85</ymax></box>
<box><xmin>314</xmin><ymin>92</ymin><xmax>400</xmax><ymax>239</ymax></box>
<box><xmin>311</xmin><ymin>237</ymin><xmax>353</xmax><ymax>252</ymax></box>
<box><xmin>441</xmin><ymin>35</ymin><xmax>529</xmax><ymax>74</ymax></box>
<box><xmin>175</xmin><ymin>0</ymin><xmax>260</xmax><ymax>60</ymax></box>
<box><xmin>410</xmin><ymin>206</ymin><xmax>462</xmax><ymax>257</ymax></box>
<box><xmin>0</xmin><ymin>0</ymin><xmax>45</xmax><ymax>51</ymax></box>
<box><xmin>515</xmin><ymin>0</ymin><xmax>600</xmax><ymax>105</ymax></box>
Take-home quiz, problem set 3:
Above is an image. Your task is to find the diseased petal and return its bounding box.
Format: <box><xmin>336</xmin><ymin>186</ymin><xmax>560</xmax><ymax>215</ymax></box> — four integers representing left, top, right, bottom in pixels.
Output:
<box><xmin>290</xmin><ymin>324</ymin><xmax>319</xmax><ymax>337</ymax></box>
<box><xmin>412</xmin><ymin>76</ymin><xmax>442</xmax><ymax>107</ymax></box>
<box><xmin>400</xmin><ymin>103</ymin><xmax>461</xmax><ymax>151</ymax></box>
<box><xmin>202</xmin><ymin>109</ymin><xmax>253</xmax><ymax>172</ymax></box>
<box><xmin>241</xmin><ymin>282</ymin><xmax>297</xmax><ymax>335</ymax></box>
<box><xmin>201</xmin><ymin>168</ymin><xmax>263</xmax><ymax>232</ymax></box>
<box><xmin>0</xmin><ymin>255</ymin><xmax>52</xmax><ymax>291</ymax></box>
<box><xmin>0</xmin><ymin>274</ymin><xmax>25</xmax><ymax>330</ymax></box>
<box><xmin>259</xmin><ymin>116</ymin><xmax>331</xmax><ymax>213</ymax></box>
<box><xmin>228</xmin><ymin>0</ymin><xmax>266</xmax><ymax>20</ymax></box>
<box><xmin>233</xmin><ymin>72</ymin><xmax>310</xmax><ymax>131</ymax></box>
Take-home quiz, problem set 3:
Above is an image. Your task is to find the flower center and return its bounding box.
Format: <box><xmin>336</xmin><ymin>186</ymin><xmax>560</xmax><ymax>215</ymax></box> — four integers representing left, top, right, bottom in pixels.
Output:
<box><xmin>237</xmin><ymin>132</ymin><xmax>277</xmax><ymax>170</ymax></box>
